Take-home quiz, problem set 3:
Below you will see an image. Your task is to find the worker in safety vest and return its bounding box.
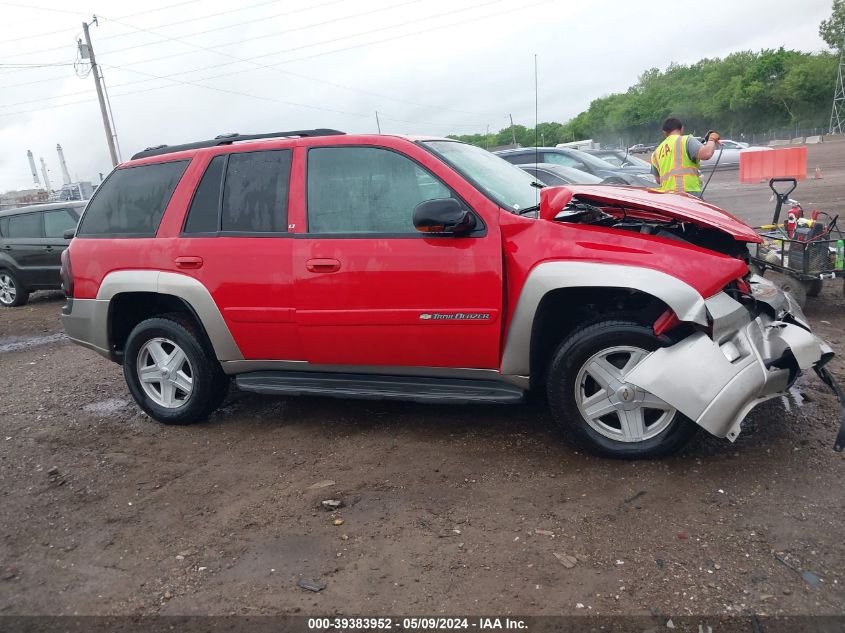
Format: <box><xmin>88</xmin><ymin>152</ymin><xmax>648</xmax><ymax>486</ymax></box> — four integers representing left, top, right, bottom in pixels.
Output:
<box><xmin>650</xmin><ymin>117</ymin><xmax>719</xmax><ymax>197</ymax></box>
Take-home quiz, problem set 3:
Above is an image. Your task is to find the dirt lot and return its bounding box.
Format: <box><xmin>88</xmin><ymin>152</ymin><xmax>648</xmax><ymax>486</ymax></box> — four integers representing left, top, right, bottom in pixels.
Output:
<box><xmin>1</xmin><ymin>141</ymin><xmax>844</xmax><ymax>620</ymax></box>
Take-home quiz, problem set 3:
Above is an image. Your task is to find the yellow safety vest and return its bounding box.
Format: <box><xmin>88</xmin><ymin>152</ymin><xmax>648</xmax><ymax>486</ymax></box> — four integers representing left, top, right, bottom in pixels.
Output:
<box><xmin>650</xmin><ymin>134</ymin><xmax>702</xmax><ymax>193</ymax></box>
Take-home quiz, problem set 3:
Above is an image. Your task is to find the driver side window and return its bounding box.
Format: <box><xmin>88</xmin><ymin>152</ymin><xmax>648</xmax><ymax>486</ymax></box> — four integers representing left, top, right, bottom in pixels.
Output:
<box><xmin>307</xmin><ymin>146</ymin><xmax>453</xmax><ymax>234</ymax></box>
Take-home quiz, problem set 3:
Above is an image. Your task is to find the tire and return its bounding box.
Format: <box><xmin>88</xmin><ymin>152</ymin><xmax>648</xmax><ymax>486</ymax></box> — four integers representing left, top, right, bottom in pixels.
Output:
<box><xmin>804</xmin><ymin>279</ymin><xmax>823</xmax><ymax>298</ymax></box>
<box><xmin>547</xmin><ymin>319</ymin><xmax>699</xmax><ymax>459</ymax></box>
<box><xmin>123</xmin><ymin>314</ymin><xmax>229</xmax><ymax>425</ymax></box>
<box><xmin>767</xmin><ymin>272</ymin><xmax>807</xmax><ymax>308</ymax></box>
<box><xmin>0</xmin><ymin>271</ymin><xmax>29</xmax><ymax>307</ymax></box>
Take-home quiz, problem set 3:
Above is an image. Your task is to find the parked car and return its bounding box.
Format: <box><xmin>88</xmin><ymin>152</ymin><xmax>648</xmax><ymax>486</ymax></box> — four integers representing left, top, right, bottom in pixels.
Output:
<box><xmin>0</xmin><ymin>200</ymin><xmax>85</xmax><ymax>307</ymax></box>
<box><xmin>495</xmin><ymin>147</ymin><xmax>656</xmax><ymax>187</ymax></box>
<box><xmin>699</xmin><ymin>141</ymin><xmax>771</xmax><ymax>170</ymax></box>
<box><xmin>517</xmin><ymin>163</ymin><xmax>603</xmax><ymax>186</ymax></box>
<box><xmin>61</xmin><ymin>129</ymin><xmax>841</xmax><ymax>459</ymax></box>
<box><xmin>583</xmin><ymin>149</ymin><xmax>653</xmax><ymax>171</ymax></box>
<box><xmin>628</xmin><ymin>143</ymin><xmax>657</xmax><ymax>154</ymax></box>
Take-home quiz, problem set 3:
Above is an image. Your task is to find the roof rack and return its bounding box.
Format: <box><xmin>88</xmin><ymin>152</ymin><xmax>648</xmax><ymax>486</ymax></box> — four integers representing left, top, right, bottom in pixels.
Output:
<box><xmin>130</xmin><ymin>129</ymin><xmax>346</xmax><ymax>160</ymax></box>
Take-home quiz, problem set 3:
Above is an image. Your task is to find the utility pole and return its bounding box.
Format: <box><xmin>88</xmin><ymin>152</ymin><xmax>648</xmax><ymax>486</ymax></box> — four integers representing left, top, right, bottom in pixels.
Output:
<box><xmin>509</xmin><ymin>113</ymin><xmax>517</xmax><ymax>145</ymax></box>
<box><xmin>375</xmin><ymin>110</ymin><xmax>381</xmax><ymax>133</ymax></box>
<box><xmin>81</xmin><ymin>18</ymin><xmax>118</xmax><ymax>167</ymax></box>
<box><xmin>830</xmin><ymin>31</ymin><xmax>845</xmax><ymax>135</ymax></box>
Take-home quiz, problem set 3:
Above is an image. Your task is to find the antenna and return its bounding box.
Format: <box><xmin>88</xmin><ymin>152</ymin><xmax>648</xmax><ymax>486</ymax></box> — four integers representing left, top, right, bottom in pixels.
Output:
<box><xmin>534</xmin><ymin>53</ymin><xmax>539</xmax><ymax>205</ymax></box>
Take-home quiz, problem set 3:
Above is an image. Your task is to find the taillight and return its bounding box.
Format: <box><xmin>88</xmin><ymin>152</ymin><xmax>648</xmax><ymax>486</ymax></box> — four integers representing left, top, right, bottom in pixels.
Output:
<box><xmin>60</xmin><ymin>248</ymin><xmax>74</xmax><ymax>298</ymax></box>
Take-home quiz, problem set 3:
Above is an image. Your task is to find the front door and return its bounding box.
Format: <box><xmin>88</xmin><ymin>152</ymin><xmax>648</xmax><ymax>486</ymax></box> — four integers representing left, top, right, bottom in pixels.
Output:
<box><xmin>40</xmin><ymin>207</ymin><xmax>80</xmax><ymax>285</ymax></box>
<box><xmin>294</xmin><ymin>144</ymin><xmax>502</xmax><ymax>369</ymax></box>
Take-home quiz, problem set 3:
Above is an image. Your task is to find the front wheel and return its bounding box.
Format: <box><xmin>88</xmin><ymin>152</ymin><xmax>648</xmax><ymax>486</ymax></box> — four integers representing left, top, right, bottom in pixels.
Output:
<box><xmin>123</xmin><ymin>315</ymin><xmax>229</xmax><ymax>425</ymax></box>
<box><xmin>547</xmin><ymin>320</ymin><xmax>698</xmax><ymax>459</ymax></box>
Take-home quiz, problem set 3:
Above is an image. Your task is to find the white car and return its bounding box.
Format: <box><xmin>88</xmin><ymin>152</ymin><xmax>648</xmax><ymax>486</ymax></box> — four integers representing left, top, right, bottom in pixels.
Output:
<box><xmin>699</xmin><ymin>140</ymin><xmax>770</xmax><ymax>169</ymax></box>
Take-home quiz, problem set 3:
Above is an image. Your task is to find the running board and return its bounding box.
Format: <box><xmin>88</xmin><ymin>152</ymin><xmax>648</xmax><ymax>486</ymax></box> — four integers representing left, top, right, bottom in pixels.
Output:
<box><xmin>235</xmin><ymin>371</ymin><xmax>525</xmax><ymax>404</ymax></box>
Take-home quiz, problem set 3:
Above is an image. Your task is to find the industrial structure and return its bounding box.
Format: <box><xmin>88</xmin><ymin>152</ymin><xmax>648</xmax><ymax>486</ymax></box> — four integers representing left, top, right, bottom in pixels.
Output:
<box><xmin>1</xmin><ymin>145</ymin><xmax>95</xmax><ymax>209</ymax></box>
<box><xmin>831</xmin><ymin>31</ymin><xmax>845</xmax><ymax>135</ymax></box>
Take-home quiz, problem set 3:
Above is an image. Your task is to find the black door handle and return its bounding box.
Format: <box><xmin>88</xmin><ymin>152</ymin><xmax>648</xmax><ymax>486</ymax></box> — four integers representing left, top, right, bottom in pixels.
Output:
<box><xmin>45</xmin><ymin>246</ymin><xmax>54</xmax><ymax>252</ymax></box>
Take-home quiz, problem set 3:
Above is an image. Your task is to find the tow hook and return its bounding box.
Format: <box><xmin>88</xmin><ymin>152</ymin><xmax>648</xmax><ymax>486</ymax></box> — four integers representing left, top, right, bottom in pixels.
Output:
<box><xmin>814</xmin><ymin>366</ymin><xmax>845</xmax><ymax>452</ymax></box>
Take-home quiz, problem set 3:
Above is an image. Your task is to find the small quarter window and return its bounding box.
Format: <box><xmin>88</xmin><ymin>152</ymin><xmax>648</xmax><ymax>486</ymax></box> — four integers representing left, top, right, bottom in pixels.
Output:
<box><xmin>184</xmin><ymin>156</ymin><xmax>225</xmax><ymax>234</ymax></box>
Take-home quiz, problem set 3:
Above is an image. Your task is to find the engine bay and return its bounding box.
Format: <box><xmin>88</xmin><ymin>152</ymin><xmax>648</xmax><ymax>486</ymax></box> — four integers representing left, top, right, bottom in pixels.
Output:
<box><xmin>556</xmin><ymin>196</ymin><xmax>749</xmax><ymax>258</ymax></box>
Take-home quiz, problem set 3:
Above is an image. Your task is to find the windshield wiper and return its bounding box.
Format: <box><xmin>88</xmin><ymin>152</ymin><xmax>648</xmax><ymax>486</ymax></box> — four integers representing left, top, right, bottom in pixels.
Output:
<box><xmin>516</xmin><ymin>204</ymin><xmax>540</xmax><ymax>215</ymax></box>
<box><xmin>530</xmin><ymin>181</ymin><xmax>543</xmax><ymax>189</ymax></box>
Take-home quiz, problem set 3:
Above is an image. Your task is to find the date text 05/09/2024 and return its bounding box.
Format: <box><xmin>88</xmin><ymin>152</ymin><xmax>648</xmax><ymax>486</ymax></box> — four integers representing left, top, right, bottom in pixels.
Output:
<box><xmin>307</xmin><ymin>617</ymin><xmax>528</xmax><ymax>630</ymax></box>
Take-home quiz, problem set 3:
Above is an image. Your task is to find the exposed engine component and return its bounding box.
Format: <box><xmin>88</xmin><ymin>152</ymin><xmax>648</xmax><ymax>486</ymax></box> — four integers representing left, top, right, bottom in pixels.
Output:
<box><xmin>555</xmin><ymin>198</ymin><xmax>749</xmax><ymax>259</ymax></box>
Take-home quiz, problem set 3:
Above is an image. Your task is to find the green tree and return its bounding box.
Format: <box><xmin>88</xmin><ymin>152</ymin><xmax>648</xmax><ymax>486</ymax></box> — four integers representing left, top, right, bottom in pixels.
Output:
<box><xmin>819</xmin><ymin>0</ymin><xmax>845</xmax><ymax>50</ymax></box>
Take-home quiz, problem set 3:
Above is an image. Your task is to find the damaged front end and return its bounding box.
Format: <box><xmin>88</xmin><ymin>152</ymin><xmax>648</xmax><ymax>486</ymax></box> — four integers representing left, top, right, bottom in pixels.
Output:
<box><xmin>626</xmin><ymin>275</ymin><xmax>845</xmax><ymax>451</ymax></box>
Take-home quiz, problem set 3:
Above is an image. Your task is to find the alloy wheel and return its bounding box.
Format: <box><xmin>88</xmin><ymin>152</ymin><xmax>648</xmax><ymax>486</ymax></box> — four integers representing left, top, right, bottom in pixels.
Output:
<box><xmin>136</xmin><ymin>337</ymin><xmax>194</xmax><ymax>409</ymax></box>
<box><xmin>0</xmin><ymin>274</ymin><xmax>17</xmax><ymax>306</ymax></box>
<box><xmin>574</xmin><ymin>345</ymin><xmax>676</xmax><ymax>443</ymax></box>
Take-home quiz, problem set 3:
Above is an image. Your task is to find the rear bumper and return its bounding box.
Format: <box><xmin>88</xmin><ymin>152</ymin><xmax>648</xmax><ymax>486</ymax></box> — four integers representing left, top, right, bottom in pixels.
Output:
<box><xmin>627</xmin><ymin>275</ymin><xmax>833</xmax><ymax>442</ymax></box>
<box><xmin>61</xmin><ymin>297</ymin><xmax>113</xmax><ymax>360</ymax></box>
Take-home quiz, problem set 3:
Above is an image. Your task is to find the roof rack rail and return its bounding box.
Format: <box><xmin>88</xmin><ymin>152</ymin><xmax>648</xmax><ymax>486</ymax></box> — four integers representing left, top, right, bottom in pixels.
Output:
<box><xmin>130</xmin><ymin>128</ymin><xmax>346</xmax><ymax>160</ymax></box>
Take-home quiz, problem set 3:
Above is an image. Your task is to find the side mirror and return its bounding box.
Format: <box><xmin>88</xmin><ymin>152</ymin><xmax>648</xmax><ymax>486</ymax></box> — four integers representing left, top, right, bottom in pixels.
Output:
<box><xmin>63</xmin><ymin>228</ymin><xmax>76</xmax><ymax>240</ymax></box>
<box><xmin>413</xmin><ymin>198</ymin><xmax>476</xmax><ymax>235</ymax></box>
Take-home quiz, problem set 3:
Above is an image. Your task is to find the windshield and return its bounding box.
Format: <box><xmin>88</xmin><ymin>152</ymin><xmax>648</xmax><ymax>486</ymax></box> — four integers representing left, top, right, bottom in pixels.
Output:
<box><xmin>599</xmin><ymin>152</ymin><xmax>650</xmax><ymax>168</ymax></box>
<box><xmin>422</xmin><ymin>141</ymin><xmax>539</xmax><ymax>212</ymax></box>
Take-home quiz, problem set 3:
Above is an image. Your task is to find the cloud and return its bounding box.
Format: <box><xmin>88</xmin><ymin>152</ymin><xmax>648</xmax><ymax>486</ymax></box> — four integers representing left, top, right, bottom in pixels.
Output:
<box><xmin>0</xmin><ymin>0</ymin><xmax>832</xmax><ymax>191</ymax></box>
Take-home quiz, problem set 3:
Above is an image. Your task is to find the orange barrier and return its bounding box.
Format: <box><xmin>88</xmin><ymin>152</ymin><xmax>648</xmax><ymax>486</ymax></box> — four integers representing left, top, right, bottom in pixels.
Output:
<box><xmin>739</xmin><ymin>146</ymin><xmax>806</xmax><ymax>183</ymax></box>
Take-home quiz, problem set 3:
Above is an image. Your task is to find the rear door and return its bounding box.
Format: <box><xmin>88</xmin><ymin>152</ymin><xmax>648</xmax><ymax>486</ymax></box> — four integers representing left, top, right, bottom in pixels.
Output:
<box><xmin>293</xmin><ymin>143</ymin><xmax>502</xmax><ymax>369</ymax></box>
<box><xmin>1</xmin><ymin>211</ymin><xmax>44</xmax><ymax>286</ymax></box>
<box><xmin>176</xmin><ymin>149</ymin><xmax>299</xmax><ymax>361</ymax></box>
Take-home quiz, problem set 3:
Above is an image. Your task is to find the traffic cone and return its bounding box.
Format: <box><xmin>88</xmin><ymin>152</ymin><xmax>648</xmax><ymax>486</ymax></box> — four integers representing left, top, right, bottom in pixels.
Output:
<box><xmin>814</xmin><ymin>166</ymin><xmax>823</xmax><ymax>179</ymax></box>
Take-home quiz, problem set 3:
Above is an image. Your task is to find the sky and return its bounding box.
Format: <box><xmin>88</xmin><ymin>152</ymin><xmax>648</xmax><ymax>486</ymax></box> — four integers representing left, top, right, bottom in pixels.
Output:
<box><xmin>0</xmin><ymin>0</ymin><xmax>835</xmax><ymax>191</ymax></box>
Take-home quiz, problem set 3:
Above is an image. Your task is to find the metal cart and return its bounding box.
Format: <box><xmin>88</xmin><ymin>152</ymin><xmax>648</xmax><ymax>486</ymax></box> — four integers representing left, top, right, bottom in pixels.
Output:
<box><xmin>747</xmin><ymin>178</ymin><xmax>845</xmax><ymax>307</ymax></box>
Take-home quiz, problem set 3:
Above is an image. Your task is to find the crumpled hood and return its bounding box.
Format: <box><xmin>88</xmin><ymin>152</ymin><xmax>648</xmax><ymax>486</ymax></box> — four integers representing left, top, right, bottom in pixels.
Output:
<box><xmin>539</xmin><ymin>185</ymin><xmax>762</xmax><ymax>243</ymax></box>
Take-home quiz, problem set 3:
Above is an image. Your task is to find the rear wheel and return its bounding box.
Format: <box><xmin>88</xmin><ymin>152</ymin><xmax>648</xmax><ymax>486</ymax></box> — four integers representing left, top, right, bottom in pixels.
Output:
<box><xmin>123</xmin><ymin>315</ymin><xmax>228</xmax><ymax>425</ymax></box>
<box><xmin>547</xmin><ymin>319</ymin><xmax>698</xmax><ymax>459</ymax></box>
<box><xmin>0</xmin><ymin>271</ymin><xmax>29</xmax><ymax>307</ymax></box>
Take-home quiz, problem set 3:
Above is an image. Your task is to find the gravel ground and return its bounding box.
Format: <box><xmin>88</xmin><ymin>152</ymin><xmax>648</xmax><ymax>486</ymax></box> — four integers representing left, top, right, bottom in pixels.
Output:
<box><xmin>1</xmin><ymin>142</ymin><xmax>844</xmax><ymax>619</ymax></box>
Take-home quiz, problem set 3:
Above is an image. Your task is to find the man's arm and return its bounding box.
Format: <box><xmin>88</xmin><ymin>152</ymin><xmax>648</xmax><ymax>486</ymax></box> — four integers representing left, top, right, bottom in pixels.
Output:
<box><xmin>688</xmin><ymin>133</ymin><xmax>719</xmax><ymax>161</ymax></box>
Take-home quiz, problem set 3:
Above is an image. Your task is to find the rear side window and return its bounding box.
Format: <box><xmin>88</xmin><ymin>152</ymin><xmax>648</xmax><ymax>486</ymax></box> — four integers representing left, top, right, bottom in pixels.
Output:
<box><xmin>183</xmin><ymin>150</ymin><xmax>291</xmax><ymax>234</ymax></box>
<box><xmin>7</xmin><ymin>212</ymin><xmax>43</xmax><ymax>238</ymax></box>
<box><xmin>43</xmin><ymin>208</ymin><xmax>79</xmax><ymax>237</ymax></box>
<box><xmin>77</xmin><ymin>160</ymin><xmax>188</xmax><ymax>237</ymax></box>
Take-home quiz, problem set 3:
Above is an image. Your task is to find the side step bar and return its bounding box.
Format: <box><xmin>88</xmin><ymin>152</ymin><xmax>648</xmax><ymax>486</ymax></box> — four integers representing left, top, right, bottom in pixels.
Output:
<box><xmin>235</xmin><ymin>371</ymin><xmax>525</xmax><ymax>404</ymax></box>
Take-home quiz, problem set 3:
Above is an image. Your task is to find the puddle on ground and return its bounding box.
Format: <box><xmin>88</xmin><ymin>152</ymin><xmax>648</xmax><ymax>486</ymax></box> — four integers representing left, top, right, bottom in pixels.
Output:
<box><xmin>82</xmin><ymin>398</ymin><xmax>130</xmax><ymax>415</ymax></box>
<box><xmin>0</xmin><ymin>333</ymin><xmax>67</xmax><ymax>354</ymax></box>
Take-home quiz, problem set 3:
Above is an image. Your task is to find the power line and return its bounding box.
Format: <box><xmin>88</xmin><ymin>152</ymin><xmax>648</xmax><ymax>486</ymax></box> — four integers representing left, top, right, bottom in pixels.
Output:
<box><xmin>0</xmin><ymin>0</ymin><xmax>212</xmax><ymax>46</ymax></box>
<box><xmin>0</xmin><ymin>0</ymin><xmax>313</xmax><ymax>61</ymax></box>
<box><xmin>98</xmin><ymin>2</ymin><xmax>498</xmax><ymax>118</ymax></box>
<box><xmin>101</xmin><ymin>0</ymin><xmax>504</xmax><ymax>69</ymax></box>
<box><xmin>0</xmin><ymin>62</ymin><xmax>75</xmax><ymax>68</ymax></box>
<box><xmin>0</xmin><ymin>0</ymin><xmax>550</xmax><ymax>122</ymax></box>
<box><xmin>1</xmin><ymin>0</ymin><xmax>505</xmax><ymax>116</ymax></box>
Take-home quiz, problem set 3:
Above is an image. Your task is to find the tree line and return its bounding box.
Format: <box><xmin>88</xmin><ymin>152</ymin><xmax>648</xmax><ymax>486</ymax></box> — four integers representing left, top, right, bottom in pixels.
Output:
<box><xmin>449</xmin><ymin>48</ymin><xmax>839</xmax><ymax>148</ymax></box>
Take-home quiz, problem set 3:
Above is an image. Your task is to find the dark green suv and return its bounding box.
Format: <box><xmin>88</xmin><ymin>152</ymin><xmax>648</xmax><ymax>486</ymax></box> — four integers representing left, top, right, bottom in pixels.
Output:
<box><xmin>0</xmin><ymin>201</ymin><xmax>85</xmax><ymax>307</ymax></box>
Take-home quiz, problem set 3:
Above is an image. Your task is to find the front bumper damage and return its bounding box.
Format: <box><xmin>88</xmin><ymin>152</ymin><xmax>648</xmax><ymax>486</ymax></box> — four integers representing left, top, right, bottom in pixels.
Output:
<box><xmin>626</xmin><ymin>275</ymin><xmax>845</xmax><ymax>451</ymax></box>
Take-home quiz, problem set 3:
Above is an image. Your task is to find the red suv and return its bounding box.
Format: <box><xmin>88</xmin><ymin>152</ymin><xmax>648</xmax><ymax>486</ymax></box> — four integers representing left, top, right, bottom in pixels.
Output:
<box><xmin>61</xmin><ymin>129</ymin><xmax>844</xmax><ymax>458</ymax></box>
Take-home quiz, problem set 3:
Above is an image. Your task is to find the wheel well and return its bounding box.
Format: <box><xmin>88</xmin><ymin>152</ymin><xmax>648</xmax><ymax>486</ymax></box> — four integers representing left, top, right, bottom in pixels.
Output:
<box><xmin>108</xmin><ymin>292</ymin><xmax>207</xmax><ymax>358</ymax></box>
<box><xmin>529</xmin><ymin>287</ymin><xmax>668</xmax><ymax>389</ymax></box>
